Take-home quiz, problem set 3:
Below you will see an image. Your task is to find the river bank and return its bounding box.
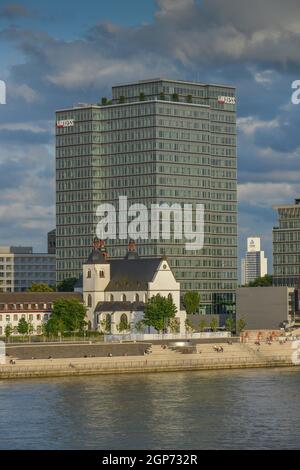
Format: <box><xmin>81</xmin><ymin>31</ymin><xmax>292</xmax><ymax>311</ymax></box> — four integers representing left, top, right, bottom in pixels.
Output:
<box><xmin>0</xmin><ymin>354</ymin><xmax>297</xmax><ymax>380</ymax></box>
<box><xmin>1</xmin><ymin>338</ymin><xmax>297</xmax><ymax>380</ymax></box>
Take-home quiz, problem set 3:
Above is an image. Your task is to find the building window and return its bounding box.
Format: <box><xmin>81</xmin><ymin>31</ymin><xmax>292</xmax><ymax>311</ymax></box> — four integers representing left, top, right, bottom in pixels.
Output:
<box><xmin>110</xmin><ymin>294</ymin><xmax>114</xmax><ymax>301</ymax></box>
<box><xmin>13</xmin><ymin>314</ymin><xmax>18</xmax><ymax>322</ymax></box>
<box><xmin>168</xmin><ymin>293</ymin><xmax>173</xmax><ymax>301</ymax></box>
<box><xmin>122</xmin><ymin>294</ymin><xmax>127</xmax><ymax>302</ymax></box>
<box><xmin>29</xmin><ymin>314</ymin><xmax>33</xmax><ymax>321</ymax></box>
<box><xmin>105</xmin><ymin>314</ymin><xmax>111</xmax><ymax>333</ymax></box>
<box><xmin>37</xmin><ymin>314</ymin><xmax>41</xmax><ymax>321</ymax></box>
<box><xmin>120</xmin><ymin>313</ymin><xmax>128</xmax><ymax>328</ymax></box>
<box><xmin>135</xmin><ymin>294</ymin><xmax>139</xmax><ymax>302</ymax></box>
<box><xmin>87</xmin><ymin>270</ymin><xmax>91</xmax><ymax>278</ymax></box>
<box><xmin>6</xmin><ymin>315</ymin><xmax>10</xmax><ymax>322</ymax></box>
<box><xmin>99</xmin><ymin>270</ymin><xmax>104</xmax><ymax>278</ymax></box>
<box><xmin>87</xmin><ymin>295</ymin><xmax>92</xmax><ymax>308</ymax></box>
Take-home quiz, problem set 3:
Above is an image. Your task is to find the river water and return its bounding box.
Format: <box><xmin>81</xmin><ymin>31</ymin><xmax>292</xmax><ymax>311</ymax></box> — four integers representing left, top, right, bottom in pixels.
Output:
<box><xmin>0</xmin><ymin>368</ymin><xmax>299</xmax><ymax>449</ymax></box>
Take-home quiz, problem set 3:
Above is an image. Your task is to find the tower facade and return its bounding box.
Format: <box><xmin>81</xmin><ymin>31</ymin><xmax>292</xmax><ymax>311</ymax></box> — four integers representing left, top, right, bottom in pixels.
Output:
<box><xmin>241</xmin><ymin>237</ymin><xmax>268</xmax><ymax>285</ymax></box>
<box><xmin>56</xmin><ymin>78</ymin><xmax>237</xmax><ymax>313</ymax></box>
<box><xmin>273</xmin><ymin>199</ymin><xmax>300</xmax><ymax>287</ymax></box>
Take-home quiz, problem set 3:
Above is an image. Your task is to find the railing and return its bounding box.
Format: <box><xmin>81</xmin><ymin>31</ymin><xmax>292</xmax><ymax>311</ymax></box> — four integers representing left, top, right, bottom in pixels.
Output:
<box><xmin>0</xmin><ymin>355</ymin><xmax>294</xmax><ymax>376</ymax></box>
<box><xmin>104</xmin><ymin>332</ymin><xmax>231</xmax><ymax>342</ymax></box>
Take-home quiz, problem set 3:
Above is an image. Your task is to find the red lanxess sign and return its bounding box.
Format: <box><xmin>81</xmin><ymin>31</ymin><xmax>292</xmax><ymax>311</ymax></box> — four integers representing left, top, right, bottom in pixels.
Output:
<box><xmin>56</xmin><ymin>119</ymin><xmax>75</xmax><ymax>128</ymax></box>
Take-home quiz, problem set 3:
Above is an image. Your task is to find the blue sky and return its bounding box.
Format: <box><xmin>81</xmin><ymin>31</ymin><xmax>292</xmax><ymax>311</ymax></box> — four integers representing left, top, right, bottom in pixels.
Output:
<box><xmin>0</xmin><ymin>0</ymin><xmax>300</xmax><ymax>278</ymax></box>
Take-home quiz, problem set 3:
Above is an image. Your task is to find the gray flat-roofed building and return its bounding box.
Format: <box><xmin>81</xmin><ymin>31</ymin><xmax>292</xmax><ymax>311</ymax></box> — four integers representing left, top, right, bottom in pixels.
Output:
<box><xmin>236</xmin><ymin>286</ymin><xmax>296</xmax><ymax>330</ymax></box>
<box><xmin>0</xmin><ymin>246</ymin><xmax>56</xmax><ymax>292</ymax></box>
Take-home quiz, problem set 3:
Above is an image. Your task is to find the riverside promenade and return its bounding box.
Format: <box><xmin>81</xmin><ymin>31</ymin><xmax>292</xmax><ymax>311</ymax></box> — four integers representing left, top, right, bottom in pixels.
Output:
<box><xmin>0</xmin><ymin>339</ymin><xmax>298</xmax><ymax>380</ymax></box>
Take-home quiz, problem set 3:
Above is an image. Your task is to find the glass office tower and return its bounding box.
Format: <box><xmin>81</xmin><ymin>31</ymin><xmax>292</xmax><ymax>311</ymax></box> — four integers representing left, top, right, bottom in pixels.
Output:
<box><xmin>56</xmin><ymin>78</ymin><xmax>237</xmax><ymax>313</ymax></box>
<box><xmin>273</xmin><ymin>199</ymin><xmax>300</xmax><ymax>287</ymax></box>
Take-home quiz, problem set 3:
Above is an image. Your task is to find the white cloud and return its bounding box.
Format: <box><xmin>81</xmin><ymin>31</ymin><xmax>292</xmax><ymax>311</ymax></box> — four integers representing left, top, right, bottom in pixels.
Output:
<box><xmin>237</xmin><ymin>116</ymin><xmax>280</xmax><ymax>135</ymax></box>
<box><xmin>11</xmin><ymin>84</ymin><xmax>41</xmax><ymax>103</ymax></box>
<box><xmin>238</xmin><ymin>182</ymin><xmax>298</xmax><ymax>207</ymax></box>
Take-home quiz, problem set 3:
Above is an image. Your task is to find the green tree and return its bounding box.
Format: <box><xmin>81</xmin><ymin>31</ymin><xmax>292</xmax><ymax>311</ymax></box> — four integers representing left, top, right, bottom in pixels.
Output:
<box><xmin>143</xmin><ymin>294</ymin><xmax>177</xmax><ymax>333</ymax></box>
<box><xmin>27</xmin><ymin>283</ymin><xmax>55</xmax><ymax>292</ymax></box>
<box><xmin>183</xmin><ymin>291</ymin><xmax>200</xmax><ymax>315</ymax></box>
<box><xmin>169</xmin><ymin>317</ymin><xmax>180</xmax><ymax>333</ymax></box>
<box><xmin>159</xmin><ymin>91</ymin><xmax>165</xmax><ymax>100</ymax></box>
<box><xmin>225</xmin><ymin>315</ymin><xmax>235</xmax><ymax>334</ymax></box>
<box><xmin>186</xmin><ymin>94</ymin><xmax>193</xmax><ymax>103</ymax></box>
<box><xmin>101</xmin><ymin>97</ymin><xmax>108</xmax><ymax>105</ymax></box>
<box><xmin>185</xmin><ymin>319</ymin><xmax>194</xmax><ymax>333</ymax></box>
<box><xmin>100</xmin><ymin>318</ymin><xmax>111</xmax><ymax>334</ymax></box>
<box><xmin>248</xmin><ymin>274</ymin><xmax>273</xmax><ymax>287</ymax></box>
<box><xmin>171</xmin><ymin>92</ymin><xmax>179</xmax><ymax>101</ymax></box>
<box><xmin>17</xmin><ymin>317</ymin><xmax>29</xmax><ymax>339</ymax></box>
<box><xmin>135</xmin><ymin>319</ymin><xmax>145</xmax><ymax>333</ymax></box>
<box><xmin>28</xmin><ymin>321</ymin><xmax>34</xmax><ymax>340</ymax></box>
<box><xmin>199</xmin><ymin>318</ymin><xmax>207</xmax><ymax>332</ymax></box>
<box><xmin>118</xmin><ymin>95</ymin><xmax>125</xmax><ymax>104</ymax></box>
<box><xmin>210</xmin><ymin>317</ymin><xmax>218</xmax><ymax>332</ymax></box>
<box><xmin>237</xmin><ymin>318</ymin><xmax>247</xmax><ymax>333</ymax></box>
<box><xmin>117</xmin><ymin>315</ymin><xmax>130</xmax><ymax>333</ymax></box>
<box><xmin>5</xmin><ymin>323</ymin><xmax>13</xmax><ymax>342</ymax></box>
<box><xmin>139</xmin><ymin>92</ymin><xmax>146</xmax><ymax>101</ymax></box>
<box><xmin>57</xmin><ymin>277</ymin><xmax>78</xmax><ymax>292</ymax></box>
<box><xmin>45</xmin><ymin>299</ymin><xmax>87</xmax><ymax>336</ymax></box>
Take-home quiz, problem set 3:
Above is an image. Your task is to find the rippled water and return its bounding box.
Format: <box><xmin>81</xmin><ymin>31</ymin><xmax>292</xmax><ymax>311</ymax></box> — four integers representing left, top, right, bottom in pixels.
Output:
<box><xmin>0</xmin><ymin>368</ymin><xmax>300</xmax><ymax>449</ymax></box>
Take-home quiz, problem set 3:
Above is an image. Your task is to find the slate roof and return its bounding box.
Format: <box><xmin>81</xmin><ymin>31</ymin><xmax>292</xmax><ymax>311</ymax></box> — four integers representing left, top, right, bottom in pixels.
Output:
<box><xmin>0</xmin><ymin>292</ymin><xmax>82</xmax><ymax>304</ymax></box>
<box><xmin>95</xmin><ymin>301</ymin><xmax>145</xmax><ymax>313</ymax></box>
<box><xmin>105</xmin><ymin>258</ymin><xmax>162</xmax><ymax>291</ymax></box>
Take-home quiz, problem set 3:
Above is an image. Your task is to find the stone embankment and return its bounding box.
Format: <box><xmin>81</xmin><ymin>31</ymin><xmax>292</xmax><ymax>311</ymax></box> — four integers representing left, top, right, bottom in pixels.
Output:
<box><xmin>0</xmin><ymin>339</ymin><xmax>297</xmax><ymax>380</ymax></box>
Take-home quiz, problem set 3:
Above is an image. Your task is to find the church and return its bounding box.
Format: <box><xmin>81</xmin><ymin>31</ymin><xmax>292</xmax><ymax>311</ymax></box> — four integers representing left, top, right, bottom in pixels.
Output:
<box><xmin>76</xmin><ymin>239</ymin><xmax>187</xmax><ymax>335</ymax></box>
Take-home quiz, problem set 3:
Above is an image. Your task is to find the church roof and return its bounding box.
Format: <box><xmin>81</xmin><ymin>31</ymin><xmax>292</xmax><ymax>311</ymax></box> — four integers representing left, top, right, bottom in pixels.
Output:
<box><xmin>105</xmin><ymin>258</ymin><xmax>162</xmax><ymax>291</ymax></box>
<box><xmin>95</xmin><ymin>301</ymin><xmax>145</xmax><ymax>312</ymax></box>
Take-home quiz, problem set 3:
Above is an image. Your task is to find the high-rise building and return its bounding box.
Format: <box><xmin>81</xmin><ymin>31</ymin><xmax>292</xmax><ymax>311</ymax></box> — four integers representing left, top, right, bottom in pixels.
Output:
<box><xmin>241</xmin><ymin>237</ymin><xmax>268</xmax><ymax>285</ymax></box>
<box><xmin>273</xmin><ymin>199</ymin><xmax>300</xmax><ymax>287</ymax></box>
<box><xmin>0</xmin><ymin>246</ymin><xmax>56</xmax><ymax>292</ymax></box>
<box><xmin>56</xmin><ymin>78</ymin><xmax>237</xmax><ymax>313</ymax></box>
<box><xmin>47</xmin><ymin>229</ymin><xmax>56</xmax><ymax>255</ymax></box>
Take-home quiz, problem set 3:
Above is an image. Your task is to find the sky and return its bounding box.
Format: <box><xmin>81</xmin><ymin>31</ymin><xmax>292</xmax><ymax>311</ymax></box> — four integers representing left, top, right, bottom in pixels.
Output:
<box><xmin>0</xmin><ymin>0</ymin><xmax>300</xmax><ymax>277</ymax></box>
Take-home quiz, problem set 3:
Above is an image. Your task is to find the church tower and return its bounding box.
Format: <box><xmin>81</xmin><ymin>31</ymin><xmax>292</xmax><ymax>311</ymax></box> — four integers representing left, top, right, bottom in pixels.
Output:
<box><xmin>83</xmin><ymin>239</ymin><xmax>110</xmax><ymax>328</ymax></box>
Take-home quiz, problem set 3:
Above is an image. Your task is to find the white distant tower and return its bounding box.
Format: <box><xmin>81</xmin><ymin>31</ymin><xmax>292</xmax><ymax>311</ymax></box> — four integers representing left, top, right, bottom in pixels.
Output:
<box><xmin>241</xmin><ymin>237</ymin><xmax>268</xmax><ymax>285</ymax></box>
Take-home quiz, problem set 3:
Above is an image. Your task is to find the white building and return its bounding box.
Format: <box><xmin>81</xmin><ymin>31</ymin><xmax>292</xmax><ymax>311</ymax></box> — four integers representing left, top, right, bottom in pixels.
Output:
<box><xmin>0</xmin><ymin>241</ymin><xmax>187</xmax><ymax>337</ymax></box>
<box><xmin>77</xmin><ymin>240</ymin><xmax>187</xmax><ymax>335</ymax></box>
<box><xmin>0</xmin><ymin>246</ymin><xmax>56</xmax><ymax>292</ymax></box>
<box><xmin>241</xmin><ymin>237</ymin><xmax>268</xmax><ymax>285</ymax></box>
<box><xmin>0</xmin><ymin>292</ymin><xmax>82</xmax><ymax>337</ymax></box>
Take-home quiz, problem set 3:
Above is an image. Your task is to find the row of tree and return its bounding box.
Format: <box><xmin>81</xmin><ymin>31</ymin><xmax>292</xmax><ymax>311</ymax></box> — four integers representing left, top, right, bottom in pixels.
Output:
<box><xmin>27</xmin><ymin>278</ymin><xmax>78</xmax><ymax>293</ymax></box>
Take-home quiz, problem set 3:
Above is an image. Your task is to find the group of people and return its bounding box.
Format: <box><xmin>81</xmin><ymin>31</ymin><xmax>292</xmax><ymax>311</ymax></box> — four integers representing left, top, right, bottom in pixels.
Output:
<box><xmin>213</xmin><ymin>345</ymin><xmax>224</xmax><ymax>353</ymax></box>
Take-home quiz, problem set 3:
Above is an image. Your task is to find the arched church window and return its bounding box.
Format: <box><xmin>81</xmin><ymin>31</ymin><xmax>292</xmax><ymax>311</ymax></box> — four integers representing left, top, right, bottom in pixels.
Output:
<box><xmin>135</xmin><ymin>294</ymin><xmax>139</xmax><ymax>302</ymax></box>
<box><xmin>122</xmin><ymin>294</ymin><xmax>127</xmax><ymax>302</ymax></box>
<box><xmin>87</xmin><ymin>270</ymin><xmax>91</xmax><ymax>278</ymax></box>
<box><xmin>110</xmin><ymin>294</ymin><xmax>114</xmax><ymax>301</ymax></box>
<box><xmin>87</xmin><ymin>295</ymin><xmax>92</xmax><ymax>308</ymax></box>
<box><xmin>99</xmin><ymin>270</ymin><xmax>104</xmax><ymax>278</ymax></box>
